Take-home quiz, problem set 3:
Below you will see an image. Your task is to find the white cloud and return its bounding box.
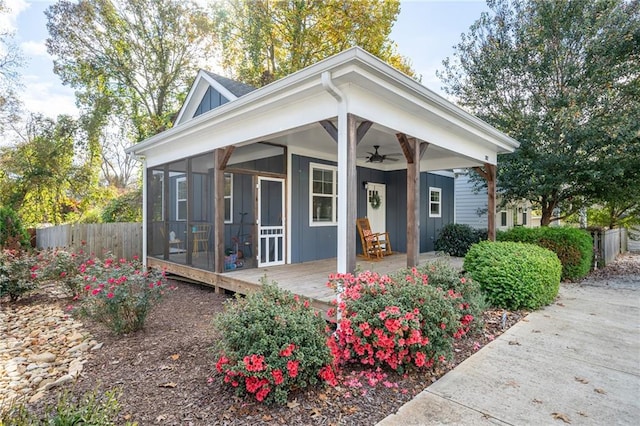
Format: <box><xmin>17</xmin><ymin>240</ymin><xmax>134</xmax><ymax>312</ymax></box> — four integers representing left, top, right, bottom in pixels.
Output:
<box><xmin>21</xmin><ymin>74</ymin><xmax>78</xmax><ymax>118</ymax></box>
<box><xmin>0</xmin><ymin>0</ymin><xmax>29</xmax><ymax>32</ymax></box>
<box><xmin>21</xmin><ymin>39</ymin><xmax>48</xmax><ymax>57</ymax></box>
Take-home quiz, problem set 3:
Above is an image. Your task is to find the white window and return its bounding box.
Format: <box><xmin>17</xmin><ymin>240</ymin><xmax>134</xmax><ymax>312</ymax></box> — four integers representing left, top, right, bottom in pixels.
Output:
<box><xmin>176</xmin><ymin>176</ymin><xmax>187</xmax><ymax>221</ymax></box>
<box><xmin>429</xmin><ymin>187</ymin><xmax>441</xmax><ymax>218</ymax></box>
<box><xmin>310</xmin><ymin>163</ymin><xmax>338</xmax><ymax>226</ymax></box>
<box><xmin>224</xmin><ymin>173</ymin><xmax>233</xmax><ymax>224</ymax></box>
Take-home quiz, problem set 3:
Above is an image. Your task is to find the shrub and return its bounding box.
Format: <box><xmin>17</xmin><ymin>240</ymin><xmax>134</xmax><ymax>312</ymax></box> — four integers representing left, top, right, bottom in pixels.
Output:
<box><xmin>0</xmin><ymin>206</ymin><xmax>29</xmax><ymax>250</ymax></box>
<box><xmin>38</xmin><ymin>247</ymin><xmax>93</xmax><ymax>296</ymax></box>
<box><xmin>101</xmin><ymin>190</ymin><xmax>142</xmax><ymax>223</ymax></box>
<box><xmin>434</xmin><ymin>223</ymin><xmax>486</xmax><ymax>257</ymax></box>
<box><xmin>72</xmin><ymin>256</ymin><xmax>168</xmax><ymax>334</ymax></box>
<box><xmin>213</xmin><ymin>280</ymin><xmax>332</xmax><ymax>404</ymax></box>
<box><xmin>327</xmin><ymin>266</ymin><xmax>479</xmax><ymax>374</ymax></box>
<box><xmin>497</xmin><ymin>227</ymin><xmax>593</xmax><ymax>280</ymax></box>
<box><xmin>464</xmin><ymin>241</ymin><xmax>561</xmax><ymax>310</ymax></box>
<box><xmin>0</xmin><ymin>388</ymin><xmax>127</xmax><ymax>425</ymax></box>
<box><xmin>0</xmin><ymin>250</ymin><xmax>38</xmax><ymax>302</ymax></box>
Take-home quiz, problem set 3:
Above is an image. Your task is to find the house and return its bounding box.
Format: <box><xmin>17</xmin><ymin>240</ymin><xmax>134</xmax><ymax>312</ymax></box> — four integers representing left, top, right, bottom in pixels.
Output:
<box><xmin>454</xmin><ymin>171</ymin><xmax>539</xmax><ymax>230</ymax></box>
<box><xmin>126</xmin><ymin>47</ymin><xmax>519</xmax><ymax>294</ymax></box>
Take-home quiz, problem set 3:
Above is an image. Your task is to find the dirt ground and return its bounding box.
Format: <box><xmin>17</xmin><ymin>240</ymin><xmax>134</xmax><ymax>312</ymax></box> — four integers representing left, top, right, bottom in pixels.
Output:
<box><xmin>23</xmin><ymin>252</ymin><xmax>640</xmax><ymax>425</ymax></box>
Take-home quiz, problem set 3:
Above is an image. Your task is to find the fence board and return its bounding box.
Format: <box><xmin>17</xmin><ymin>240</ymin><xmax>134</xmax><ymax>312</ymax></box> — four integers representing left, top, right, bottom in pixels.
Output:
<box><xmin>36</xmin><ymin>223</ymin><xmax>142</xmax><ymax>259</ymax></box>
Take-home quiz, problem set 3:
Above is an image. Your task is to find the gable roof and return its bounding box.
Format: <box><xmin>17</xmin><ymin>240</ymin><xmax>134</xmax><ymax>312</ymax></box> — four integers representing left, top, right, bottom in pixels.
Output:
<box><xmin>202</xmin><ymin>71</ymin><xmax>256</xmax><ymax>98</ymax></box>
<box><xmin>129</xmin><ymin>47</ymin><xmax>519</xmax><ymax>170</ymax></box>
<box><xmin>173</xmin><ymin>70</ymin><xmax>256</xmax><ymax>125</ymax></box>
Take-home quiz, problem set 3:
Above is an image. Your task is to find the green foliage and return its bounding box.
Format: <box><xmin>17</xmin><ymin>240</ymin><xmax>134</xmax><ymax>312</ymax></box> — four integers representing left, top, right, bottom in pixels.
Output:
<box><xmin>327</xmin><ymin>265</ymin><xmax>480</xmax><ymax>374</ymax></box>
<box><xmin>497</xmin><ymin>227</ymin><xmax>593</xmax><ymax>281</ymax></box>
<box><xmin>213</xmin><ymin>0</ymin><xmax>414</xmax><ymax>87</ymax></box>
<box><xmin>0</xmin><ymin>250</ymin><xmax>38</xmax><ymax>302</ymax></box>
<box><xmin>0</xmin><ymin>387</ymin><xmax>126</xmax><ymax>425</ymax></box>
<box><xmin>439</xmin><ymin>0</ymin><xmax>640</xmax><ymax>226</ymax></box>
<box><xmin>101</xmin><ymin>190</ymin><xmax>142</xmax><ymax>223</ymax></box>
<box><xmin>0</xmin><ymin>206</ymin><xmax>29</xmax><ymax>249</ymax></box>
<box><xmin>464</xmin><ymin>241</ymin><xmax>561</xmax><ymax>310</ymax></box>
<box><xmin>434</xmin><ymin>223</ymin><xmax>487</xmax><ymax>257</ymax></box>
<box><xmin>0</xmin><ymin>114</ymin><xmax>98</xmax><ymax>226</ymax></box>
<box><xmin>71</xmin><ymin>255</ymin><xmax>168</xmax><ymax>334</ymax></box>
<box><xmin>38</xmin><ymin>248</ymin><xmax>93</xmax><ymax>296</ymax></box>
<box><xmin>213</xmin><ymin>280</ymin><xmax>331</xmax><ymax>404</ymax></box>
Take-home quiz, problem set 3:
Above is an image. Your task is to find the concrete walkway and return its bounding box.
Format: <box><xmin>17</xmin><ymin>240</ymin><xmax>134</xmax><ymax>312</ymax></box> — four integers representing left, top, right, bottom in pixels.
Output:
<box><xmin>379</xmin><ymin>277</ymin><xmax>640</xmax><ymax>425</ymax></box>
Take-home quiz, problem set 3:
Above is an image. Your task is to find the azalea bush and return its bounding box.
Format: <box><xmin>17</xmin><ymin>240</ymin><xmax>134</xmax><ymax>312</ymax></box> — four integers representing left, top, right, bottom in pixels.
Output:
<box><xmin>72</xmin><ymin>255</ymin><xmax>168</xmax><ymax>334</ymax></box>
<box><xmin>213</xmin><ymin>280</ymin><xmax>332</xmax><ymax>404</ymax></box>
<box><xmin>326</xmin><ymin>266</ymin><xmax>480</xmax><ymax>374</ymax></box>
<box><xmin>0</xmin><ymin>249</ymin><xmax>39</xmax><ymax>302</ymax></box>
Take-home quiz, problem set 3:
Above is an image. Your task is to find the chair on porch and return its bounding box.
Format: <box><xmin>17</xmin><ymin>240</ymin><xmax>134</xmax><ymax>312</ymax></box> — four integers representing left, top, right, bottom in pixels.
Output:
<box><xmin>356</xmin><ymin>217</ymin><xmax>392</xmax><ymax>260</ymax></box>
<box><xmin>192</xmin><ymin>224</ymin><xmax>211</xmax><ymax>257</ymax></box>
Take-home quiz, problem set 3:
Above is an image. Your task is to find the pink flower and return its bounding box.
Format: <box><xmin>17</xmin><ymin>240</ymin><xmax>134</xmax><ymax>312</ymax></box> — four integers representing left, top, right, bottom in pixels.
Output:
<box><xmin>286</xmin><ymin>360</ymin><xmax>299</xmax><ymax>378</ymax></box>
<box><xmin>107</xmin><ymin>292</ymin><xmax>114</xmax><ymax>299</ymax></box>
<box><xmin>216</xmin><ymin>356</ymin><xmax>229</xmax><ymax>373</ymax></box>
<box><xmin>271</xmin><ymin>369</ymin><xmax>284</xmax><ymax>385</ymax></box>
<box><xmin>279</xmin><ymin>343</ymin><xmax>296</xmax><ymax>357</ymax></box>
<box><xmin>91</xmin><ymin>288</ymin><xmax>100</xmax><ymax>296</ymax></box>
<box><xmin>243</xmin><ymin>354</ymin><xmax>266</xmax><ymax>372</ymax></box>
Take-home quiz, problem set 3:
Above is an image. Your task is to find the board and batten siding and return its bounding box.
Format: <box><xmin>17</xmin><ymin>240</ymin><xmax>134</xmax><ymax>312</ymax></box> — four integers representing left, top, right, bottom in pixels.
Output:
<box><xmin>290</xmin><ymin>154</ymin><xmax>455</xmax><ymax>262</ymax></box>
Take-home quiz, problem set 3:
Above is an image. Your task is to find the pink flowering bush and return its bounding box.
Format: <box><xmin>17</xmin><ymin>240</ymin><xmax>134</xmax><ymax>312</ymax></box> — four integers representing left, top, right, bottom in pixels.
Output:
<box><xmin>0</xmin><ymin>249</ymin><xmax>39</xmax><ymax>302</ymax></box>
<box><xmin>213</xmin><ymin>280</ymin><xmax>332</xmax><ymax>404</ymax></box>
<box><xmin>327</xmin><ymin>264</ymin><xmax>482</xmax><ymax>374</ymax></box>
<box><xmin>38</xmin><ymin>247</ymin><xmax>93</xmax><ymax>295</ymax></box>
<box><xmin>71</xmin><ymin>255</ymin><xmax>168</xmax><ymax>334</ymax></box>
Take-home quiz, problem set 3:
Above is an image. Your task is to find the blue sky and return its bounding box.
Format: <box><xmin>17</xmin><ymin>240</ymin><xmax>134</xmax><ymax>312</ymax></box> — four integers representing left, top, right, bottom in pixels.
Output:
<box><xmin>6</xmin><ymin>0</ymin><xmax>489</xmax><ymax>120</ymax></box>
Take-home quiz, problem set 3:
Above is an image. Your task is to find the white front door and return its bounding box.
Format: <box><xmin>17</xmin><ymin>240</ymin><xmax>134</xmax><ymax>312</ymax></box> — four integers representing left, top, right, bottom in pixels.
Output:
<box><xmin>366</xmin><ymin>182</ymin><xmax>386</xmax><ymax>234</ymax></box>
<box><xmin>258</xmin><ymin>177</ymin><xmax>285</xmax><ymax>267</ymax></box>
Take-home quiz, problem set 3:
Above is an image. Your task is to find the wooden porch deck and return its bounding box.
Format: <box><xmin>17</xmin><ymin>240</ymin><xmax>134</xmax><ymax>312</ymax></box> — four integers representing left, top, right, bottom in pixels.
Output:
<box><xmin>148</xmin><ymin>253</ymin><xmax>463</xmax><ymax>314</ymax></box>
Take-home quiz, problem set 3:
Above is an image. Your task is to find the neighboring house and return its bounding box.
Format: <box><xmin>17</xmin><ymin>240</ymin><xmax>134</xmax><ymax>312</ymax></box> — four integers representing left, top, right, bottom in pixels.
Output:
<box><xmin>126</xmin><ymin>47</ymin><xmax>519</xmax><ymax>286</ymax></box>
<box><xmin>454</xmin><ymin>171</ymin><xmax>538</xmax><ymax>230</ymax></box>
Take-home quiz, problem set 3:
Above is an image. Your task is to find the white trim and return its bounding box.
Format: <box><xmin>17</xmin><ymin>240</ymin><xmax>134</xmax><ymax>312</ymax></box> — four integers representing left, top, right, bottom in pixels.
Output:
<box><xmin>429</xmin><ymin>187</ymin><xmax>442</xmax><ymax>218</ymax></box>
<box><xmin>286</xmin><ymin>149</ymin><xmax>293</xmax><ymax>264</ymax></box>
<box><xmin>309</xmin><ymin>162</ymin><xmax>338</xmax><ymax>227</ymax></box>
<box><xmin>257</xmin><ymin>177</ymin><xmax>286</xmax><ymax>267</ymax></box>
<box><xmin>142</xmin><ymin>159</ymin><xmax>148</xmax><ymax>266</ymax></box>
<box><xmin>174</xmin><ymin>70</ymin><xmax>239</xmax><ymax>125</ymax></box>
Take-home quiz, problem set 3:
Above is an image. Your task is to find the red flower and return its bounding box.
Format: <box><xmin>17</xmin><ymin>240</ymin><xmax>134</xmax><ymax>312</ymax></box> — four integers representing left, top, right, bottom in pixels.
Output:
<box><xmin>279</xmin><ymin>343</ymin><xmax>296</xmax><ymax>357</ymax></box>
<box><xmin>286</xmin><ymin>360</ymin><xmax>299</xmax><ymax>378</ymax></box>
<box><xmin>243</xmin><ymin>354</ymin><xmax>266</xmax><ymax>372</ymax></box>
<box><xmin>271</xmin><ymin>369</ymin><xmax>284</xmax><ymax>385</ymax></box>
<box><xmin>216</xmin><ymin>356</ymin><xmax>229</xmax><ymax>373</ymax></box>
<box><xmin>255</xmin><ymin>385</ymin><xmax>271</xmax><ymax>402</ymax></box>
<box><xmin>107</xmin><ymin>292</ymin><xmax>114</xmax><ymax>299</ymax></box>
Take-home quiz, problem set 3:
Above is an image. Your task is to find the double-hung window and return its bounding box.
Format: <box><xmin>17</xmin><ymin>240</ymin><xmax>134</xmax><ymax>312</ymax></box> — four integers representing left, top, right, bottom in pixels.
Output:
<box><xmin>176</xmin><ymin>176</ymin><xmax>187</xmax><ymax>221</ymax></box>
<box><xmin>310</xmin><ymin>163</ymin><xmax>337</xmax><ymax>225</ymax></box>
<box><xmin>224</xmin><ymin>173</ymin><xmax>233</xmax><ymax>223</ymax></box>
<box><xmin>428</xmin><ymin>187</ymin><xmax>441</xmax><ymax>218</ymax></box>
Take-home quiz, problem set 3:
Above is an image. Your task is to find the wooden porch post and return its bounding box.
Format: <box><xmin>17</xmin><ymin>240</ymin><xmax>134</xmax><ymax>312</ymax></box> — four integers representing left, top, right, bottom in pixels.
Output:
<box><xmin>473</xmin><ymin>163</ymin><xmax>497</xmax><ymax>241</ymax></box>
<box><xmin>397</xmin><ymin>134</ymin><xmax>428</xmax><ymax>268</ymax></box>
<box><xmin>213</xmin><ymin>147</ymin><xmax>235</xmax><ymax>273</ymax></box>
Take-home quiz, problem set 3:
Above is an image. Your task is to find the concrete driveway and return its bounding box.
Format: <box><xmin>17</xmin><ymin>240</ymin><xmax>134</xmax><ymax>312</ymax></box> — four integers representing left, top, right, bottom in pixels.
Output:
<box><xmin>379</xmin><ymin>266</ymin><xmax>640</xmax><ymax>425</ymax></box>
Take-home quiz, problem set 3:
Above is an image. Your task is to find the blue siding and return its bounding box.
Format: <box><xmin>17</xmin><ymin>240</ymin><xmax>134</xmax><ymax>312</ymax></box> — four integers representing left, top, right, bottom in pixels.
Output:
<box><xmin>290</xmin><ymin>154</ymin><xmax>455</xmax><ymax>262</ymax></box>
<box><xmin>194</xmin><ymin>86</ymin><xmax>229</xmax><ymax>117</ymax></box>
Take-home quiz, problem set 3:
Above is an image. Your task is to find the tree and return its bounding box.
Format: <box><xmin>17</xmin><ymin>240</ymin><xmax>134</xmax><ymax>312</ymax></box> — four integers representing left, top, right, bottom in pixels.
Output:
<box><xmin>46</xmin><ymin>0</ymin><xmax>215</xmax><ymax>189</ymax></box>
<box><xmin>439</xmin><ymin>0</ymin><xmax>640</xmax><ymax>226</ymax></box>
<box><xmin>213</xmin><ymin>0</ymin><xmax>414</xmax><ymax>86</ymax></box>
<box><xmin>0</xmin><ymin>114</ymin><xmax>93</xmax><ymax>225</ymax></box>
<box><xmin>0</xmin><ymin>0</ymin><xmax>24</xmax><ymax>132</ymax></box>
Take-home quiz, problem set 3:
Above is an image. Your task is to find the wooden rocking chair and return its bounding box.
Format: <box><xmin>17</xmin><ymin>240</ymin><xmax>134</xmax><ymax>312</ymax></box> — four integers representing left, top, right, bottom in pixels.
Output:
<box><xmin>356</xmin><ymin>217</ymin><xmax>392</xmax><ymax>260</ymax></box>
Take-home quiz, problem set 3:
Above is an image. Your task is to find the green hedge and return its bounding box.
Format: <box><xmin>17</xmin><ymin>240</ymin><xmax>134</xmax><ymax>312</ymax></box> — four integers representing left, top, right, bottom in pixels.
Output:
<box><xmin>497</xmin><ymin>227</ymin><xmax>592</xmax><ymax>281</ymax></box>
<box><xmin>434</xmin><ymin>223</ymin><xmax>487</xmax><ymax>257</ymax></box>
<box><xmin>0</xmin><ymin>206</ymin><xmax>29</xmax><ymax>249</ymax></box>
<box><xmin>464</xmin><ymin>241</ymin><xmax>561</xmax><ymax>310</ymax></box>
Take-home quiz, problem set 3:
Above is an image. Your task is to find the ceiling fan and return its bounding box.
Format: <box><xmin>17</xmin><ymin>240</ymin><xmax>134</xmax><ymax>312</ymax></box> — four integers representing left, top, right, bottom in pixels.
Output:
<box><xmin>365</xmin><ymin>145</ymin><xmax>400</xmax><ymax>163</ymax></box>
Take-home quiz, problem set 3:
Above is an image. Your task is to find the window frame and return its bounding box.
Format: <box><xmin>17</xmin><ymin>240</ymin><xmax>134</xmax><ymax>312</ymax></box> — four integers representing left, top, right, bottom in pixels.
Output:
<box><xmin>500</xmin><ymin>210</ymin><xmax>508</xmax><ymax>227</ymax></box>
<box><xmin>309</xmin><ymin>163</ymin><xmax>338</xmax><ymax>226</ymax></box>
<box><xmin>176</xmin><ymin>176</ymin><xmax>187</xmax><ymax>221</ymax></box>
<box><xmin>224</xmin><ymin>172</ymin><xmax>233</xmax><ymax>224</ymax></box>
<box><xmin>428</xmin><ymin>187</ymin><xmax>442</xmax><ymax>218</ymax></box>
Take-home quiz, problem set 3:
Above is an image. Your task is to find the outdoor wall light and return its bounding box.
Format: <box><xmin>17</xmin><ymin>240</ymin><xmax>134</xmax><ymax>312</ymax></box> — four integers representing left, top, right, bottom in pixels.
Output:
<box><xmin>362</xmin><ymin>181</ymin><xmax>368</xmax><ymax>190</ymax></box>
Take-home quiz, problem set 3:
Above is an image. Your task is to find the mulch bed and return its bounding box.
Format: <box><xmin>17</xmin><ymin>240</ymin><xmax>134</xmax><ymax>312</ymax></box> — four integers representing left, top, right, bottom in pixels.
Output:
<box><xmin>24</xmin><ymin>280</ymin><xmax>524</xmax><ymax>426</ymax></box>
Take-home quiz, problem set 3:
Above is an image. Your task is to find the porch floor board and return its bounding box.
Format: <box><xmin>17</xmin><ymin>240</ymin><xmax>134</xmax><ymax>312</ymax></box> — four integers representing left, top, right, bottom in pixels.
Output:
<box><xmin>150</xmin><ymin>253</ymin><xmax>463</xmax><ymax>314</ymax></box>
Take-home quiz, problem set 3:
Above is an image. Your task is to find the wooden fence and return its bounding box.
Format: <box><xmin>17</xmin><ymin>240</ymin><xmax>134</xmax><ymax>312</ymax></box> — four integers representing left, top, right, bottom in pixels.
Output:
<box><xmin>591</xmin><ymin>227</ymin><xmax>628</xmax><ymax>267</ymax></box>
<box><xmin>36</xmin><ymin>223</ymin><xmax>143</xmax><ymax>260</ymax></box>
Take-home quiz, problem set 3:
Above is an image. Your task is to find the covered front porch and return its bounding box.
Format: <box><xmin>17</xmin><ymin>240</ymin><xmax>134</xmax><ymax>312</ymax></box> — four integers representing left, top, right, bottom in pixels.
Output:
<box><xmin>150</xmin><ymin>252</ymin><xmax>463</xmax><ymax>314</ymax></box>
